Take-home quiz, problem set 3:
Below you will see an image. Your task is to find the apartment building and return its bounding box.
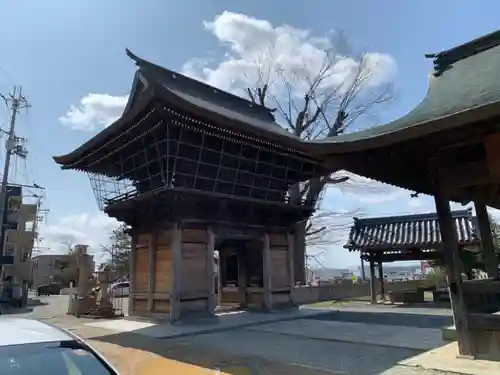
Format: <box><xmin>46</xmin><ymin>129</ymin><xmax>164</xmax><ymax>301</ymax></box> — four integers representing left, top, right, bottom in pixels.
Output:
<box><xmin>2</xmin><ymin>185</ymin><xmax>37</xmax><ymax>284</ymax></box>
<box><xmin>31</xmin><ymin>253</ymin><xmax>95</xmax><ymax>288</ymax></box>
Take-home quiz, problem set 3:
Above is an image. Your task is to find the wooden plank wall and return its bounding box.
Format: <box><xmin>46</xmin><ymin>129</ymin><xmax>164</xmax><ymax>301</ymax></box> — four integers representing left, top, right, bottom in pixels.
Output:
<box><xmin>131</xmin><ymin>229</ymin><xmax>174</xmax><ymax>318</ymax></box>
<box><xmin>268</xmin><ymin>230</ymin><xmax>295</xmax><ymax>309</ymax></box>
<box><xmin>130</xmin><ymin>225</ymin><xmax>294</xmax><ymax>316</ymax></box>
<box><xmin>132</xmin><ymin>232</ymin><xmax>151</xmax><ymax>315</ymax></box>
<box><xmin>179</xmin><ymin>229</ymin><xmax>211</xmax><ymax>314</ymax></box>
<box><xmin>130</xmin><ymin>226</ymin><xmax>214</xmax><ymax>320</ymax></box>
<box><xmin>153</xmin><ymin>229</ymin><xmax>173</xmax><ymax>315</ymax></box>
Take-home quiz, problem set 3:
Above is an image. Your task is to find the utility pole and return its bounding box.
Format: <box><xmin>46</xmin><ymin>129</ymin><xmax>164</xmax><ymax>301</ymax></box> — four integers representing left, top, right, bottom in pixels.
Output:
<box><xmin>0</xmin><ymin>87</ymin><xmax>29</xmax><ymax>286</ymax></box>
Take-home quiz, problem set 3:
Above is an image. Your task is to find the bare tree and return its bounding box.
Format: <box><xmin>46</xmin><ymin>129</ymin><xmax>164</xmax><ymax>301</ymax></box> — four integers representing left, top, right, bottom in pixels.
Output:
<box><xmin>244</xmin><ymin>34</ymin><xmax>394</xmax><ymax>283</ymax></box>
<box><xmin>100</xmin><ymin>223</ymin><xmax>131</xmax><ymax>279</ymax></box>
<box><xmin>55</xmin><ymin>240</ymin><xmax>77</xmax><ymax>286</ymax></box>
<box><xmin>60</xmin><ymin>240</ymin><xmax>75</xmax><ymax>254</ymax></box>
<box><xmin>306</xmin><ymin>208</ymin><xmax>363</xmax><ymax>249</ymax></box>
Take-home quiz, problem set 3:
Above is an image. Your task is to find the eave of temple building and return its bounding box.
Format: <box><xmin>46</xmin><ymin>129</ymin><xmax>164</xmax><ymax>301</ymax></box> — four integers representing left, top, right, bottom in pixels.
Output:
<box><xmin>310</xmin><ymin>29</ymin><xmax>500</xmax><ymax>207</ymax></box>
<box><xmin>344</xmin><ymin>209</ymin><xmax>480</xmax><ymax>262</ymax></box>
<box><xmin>53</xmin><ymin>49</ymin><xmax>311</xmax><ymax>169</ymax></box>
<box><xmin>309</xmin><ymin>29</ymin><xmax>500</xmax><ymax>154</ymax></box>
<box><xmin>53</xmin><ymin>29</ymin><xmax>500</xmax><ymax>209</ymax></box>
<box><xmin>53</xmin><ymin>50</ymin><xmax>325</xmax><ymax>218</ymax></box>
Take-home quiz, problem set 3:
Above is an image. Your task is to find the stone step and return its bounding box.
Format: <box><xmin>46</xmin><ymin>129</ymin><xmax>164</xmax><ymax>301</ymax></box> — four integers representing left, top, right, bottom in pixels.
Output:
<box><xmin>441</xmin><ymin>325</ymin><xmax>457</xmax><ymax>342</ymax></box>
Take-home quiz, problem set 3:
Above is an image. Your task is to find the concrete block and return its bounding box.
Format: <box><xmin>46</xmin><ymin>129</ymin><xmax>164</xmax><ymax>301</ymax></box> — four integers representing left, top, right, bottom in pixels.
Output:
<box><xmin>441</xmin><ymin>325</ymin><xmax>457</xmax><ymax>342</ymax></box>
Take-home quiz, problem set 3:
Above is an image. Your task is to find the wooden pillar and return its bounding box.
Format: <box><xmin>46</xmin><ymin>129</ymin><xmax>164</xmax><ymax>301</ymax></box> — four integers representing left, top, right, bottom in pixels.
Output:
<box><xmin>360</xmin><ymin>255</ymin><xmax>366</xmax><ymax>281</ymax></box>
<box><xmin>474</xmin><ymin>201</ymin><xmax>498</xmax><ymax>278</ymax></box>
<box><xmin>217</xmin><ymin>252</ymin><xmax>222</xmax><ymax>306</ymax></box>
<box><xmin>434</xmin><ymin>192</ymin><xmax>472</xmax><ymax>356</ymax></box>
<box><xmin>286</xmin><ymin>231</ymin><xmax>295</xmax><ymax>289</ymax></box>
<box><xmin>293</xmin><ymin>226</ymin><xmax>306</xmax><ymax>285</ymax></box>
<box><xmin>128</xmin><ymin>232</ymin><xmax>136</xmax><ymax>317</ymax></box>
<box><xmin>170</xmin><ymin>223</ymin><xmax>182</xmax><ymax>322</ymax></box>
<box><xmin>147</xmin><ymin>231</ymin><xmax>157</xmax><ymax>315</ymax></box>
<box><xmin>378</xmin><ymin>261</ymin><xmax>385</xmax><ymax>300</ymax></box>
<box><xmin>206</xmin><ymin>227</ymin><xmax>216</xmax><ymax>315</ymax></box>
<box><xmin>369</xmin><ymin>258</ymin><xmax>376</xmax><ymax>304</ymax></box>
<box><xmin>237</xmin><ymin>252</ymin><xmax>247</xmax><ymax>308</ymax></box>
<box><xmin>262</xmin><ymin>233</ymin><xmax>272</xmax><ymax>311</ymax></box>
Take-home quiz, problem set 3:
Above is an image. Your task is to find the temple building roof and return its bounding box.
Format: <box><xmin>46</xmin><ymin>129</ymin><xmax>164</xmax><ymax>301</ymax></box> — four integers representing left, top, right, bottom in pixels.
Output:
<box><xmin>54</xmin><ymin>49</ymin><xmax>305</xmax><ymax>167</ymax></box>
<box><xmin>310</xmin><ymin>29</ymin><xmax>500</xmax><ymax>153</ymax></box>
<box><xmin>344</xmin><ymin>209</ymin><xmax>480</xmax><ymax>252</ymax></box>
<box><xmin>54</xmin><ymin>30</ymin><xmax>500</xmax><ymax>208</ymax></box>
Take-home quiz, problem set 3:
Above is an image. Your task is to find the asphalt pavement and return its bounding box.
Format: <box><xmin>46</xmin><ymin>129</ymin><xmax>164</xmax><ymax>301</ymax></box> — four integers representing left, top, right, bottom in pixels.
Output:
<box><xmin>1</xmin><ymin>294</ymin><xmax>464</xmax><ymax>375</ymax></box>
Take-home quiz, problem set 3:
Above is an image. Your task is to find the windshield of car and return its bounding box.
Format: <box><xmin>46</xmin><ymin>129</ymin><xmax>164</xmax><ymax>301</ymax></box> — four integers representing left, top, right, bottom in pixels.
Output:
<box><xmin>0</xmin><ymin>340</ymin><xmax>115</xmax><ymax>374</ymax></box>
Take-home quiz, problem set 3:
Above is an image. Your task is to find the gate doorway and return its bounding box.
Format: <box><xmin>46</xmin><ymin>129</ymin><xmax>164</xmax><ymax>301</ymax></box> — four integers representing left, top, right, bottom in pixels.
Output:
<box><xmin>217</xmin><ymin>238</ymin><xmax>264</xmax><ymax>312</ymax></box>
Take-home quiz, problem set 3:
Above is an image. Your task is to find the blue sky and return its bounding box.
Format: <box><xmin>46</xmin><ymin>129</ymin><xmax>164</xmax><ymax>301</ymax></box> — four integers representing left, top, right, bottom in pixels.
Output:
<box><xmin>0</xmin><ymin>0</ymin><xmax>499</xmax><ymax>267</ymax></box>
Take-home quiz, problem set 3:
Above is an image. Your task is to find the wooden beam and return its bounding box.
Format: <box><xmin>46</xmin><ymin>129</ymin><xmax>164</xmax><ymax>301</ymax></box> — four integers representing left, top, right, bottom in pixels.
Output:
<box><xmin>434</xmin><ymin>190</ymin><xmax>472</xmax><ymax>356</ymax></box>
<box><xmin>438</xmin><ymin>161</ymin><xmax>491</xmax><ymax>191</ymax></box>
<box><xmin>462</xmin><ymin>279</ymin><xmax>500</xmax><ymax>293</ymax></box>
<box><xmin>262</xmin><ymin>232</ymin><xmax>272</xmax><ymax>311</ymax></box>
<box><xmin>378</xmin><ymin>261</ymin><xmax>385</xmax><ymax>300</ymax></box>
<box><xmin>474</xmin><ymin>201</ymin><xmax>498</xmax><ymax>277</ymax></box>
<box><xmin>363</xmin><ymin>252</ymin><xmax>443</xmax><ymax>263</ymax></box>
<box><xmin>360</xmin><ymin>255</ymin><xmax>366</xmax><ymax>281</ymax></box>
<box><xmin>467</xmin><ymin>313</ymin><xmax>500</xmax><ymax>331</ymax></box>
<box><xmin>369</xmin><ymin>259</ymin><xmax>376</xmax><ymax>304</ymax></box>
<box><xmin>170</xmin><ymin>223</ymin><xmax>182</xmax><ymax>322</ymax></box>
<box><xmin>206</xmin><ymin>226</ymin><xmax>216</xmax><ymax>315</ymax></box>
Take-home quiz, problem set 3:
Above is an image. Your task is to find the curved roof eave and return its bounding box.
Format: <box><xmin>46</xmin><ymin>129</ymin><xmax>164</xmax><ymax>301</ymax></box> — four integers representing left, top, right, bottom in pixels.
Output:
<box><xmin>55</xmin><ymin>36</ymin><xmax>500</xmax><ymax>166</ymax></box>
<box><xmin>306</xmin><ymin>99</ymin><xmax>500</xmax><ymax>155</ymax></box>
<box><xmin>127</xmin><ymin>49</ymin><xmax>303</xmax><ymax>145</ymax></box>
<box><xmin>307</xmin><ymin>39</ymin><xmax>500</xmax><ymax>154</ymax></box>
<box><xmin>53</xmin><ymin>86</ymin><xmax>155</xmax><ymax>166</ymax></box>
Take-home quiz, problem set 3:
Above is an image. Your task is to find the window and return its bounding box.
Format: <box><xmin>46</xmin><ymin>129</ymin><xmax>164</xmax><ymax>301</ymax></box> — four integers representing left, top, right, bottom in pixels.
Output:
<box><xmin>7</xmin><ymin>197</ymin><xmax>21</xmax><ymax>212</ymax></box>
<box><xmin>3</xmin><ymin>244</ymin><xmax>15</xmax><ymax>256</ymax></box>
<box><xmin>4</xmin><ymin>230</ymin><xmax>16</xmax><ymax>243</ymax></box>
<box><xmin>0</xmin><ymin>341</ymin><xmax>115</xmax><ymax>374</ymax></box>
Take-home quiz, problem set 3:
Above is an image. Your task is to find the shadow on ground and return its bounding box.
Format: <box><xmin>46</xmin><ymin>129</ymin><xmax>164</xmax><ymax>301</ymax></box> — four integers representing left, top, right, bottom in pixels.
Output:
<box><xmin>310</xmin><ymin>309</ymin><xmax>453</xmax><ymax>329</ymax></box>
<box><xmin>92</xmin><ymin>330</ymin><xmax>327</xmax><ymax>375</ymax></box>
<box><xmin>28</xmin><ymin>297</ymin><xmax>48</xmax><ymax>307</ymax></box>
<box><xmin>1</xmin><ymin>297</ymin><xmax>48</xmax><ymax>315</ymax></box>
<box><xmin>91</xmin><ymin>322</ymin><xmax>426</xmax><ymax>375</ymax></box>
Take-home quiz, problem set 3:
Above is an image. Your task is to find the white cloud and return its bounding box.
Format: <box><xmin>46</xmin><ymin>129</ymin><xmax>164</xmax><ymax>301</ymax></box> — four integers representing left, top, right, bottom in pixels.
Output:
<box><xmin>183</xmin><ymin>11</ymin><xmax>396</xmax><ymax>100</ymax></box>
<box><xmin>58</xmin><ymin>12</ymin><xmax>396</xmax><ymax>135</ymax></box>
<box><xmin>37</xmin><ymin>212</ymin><xmax>120</xmax><ymax>265</ymax></box>
<box><xmin>59</xmin><ymin>93</ymin><xmax>128</xmax><ymax>132</ymax></box>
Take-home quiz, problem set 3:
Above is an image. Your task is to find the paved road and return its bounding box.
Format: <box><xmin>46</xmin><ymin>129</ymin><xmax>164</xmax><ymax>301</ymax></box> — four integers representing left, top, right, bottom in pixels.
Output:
<box><xmin>3</xmin><ymin>295</ymin><xmax>461</xmax><ymax>375</ymax></box>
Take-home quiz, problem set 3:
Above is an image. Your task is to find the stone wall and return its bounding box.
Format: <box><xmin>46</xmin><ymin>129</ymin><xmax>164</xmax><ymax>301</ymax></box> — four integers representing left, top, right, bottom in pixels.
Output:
<box><xmin>291</xmin><ymin>280</ymin><xmax>428</xmax><ymax>305</ymax></box>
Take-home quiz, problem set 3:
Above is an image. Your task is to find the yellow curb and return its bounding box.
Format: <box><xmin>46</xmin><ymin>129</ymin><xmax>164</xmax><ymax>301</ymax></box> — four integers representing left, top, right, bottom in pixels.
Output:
<box><xmin>136</xmin><ymin>357</ymin><xmax>220</xmax><ymax>375</ymax></box>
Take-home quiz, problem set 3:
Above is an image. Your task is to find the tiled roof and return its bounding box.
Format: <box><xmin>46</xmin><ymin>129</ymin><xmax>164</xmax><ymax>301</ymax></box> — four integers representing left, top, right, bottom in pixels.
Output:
<box><xmin>345</xmin><ymin>209</ymin><xmax>479</xmax><ymax>252</ymax></box>
<box><xmin>310</xmin><ymin>29</ymin><xmax>500</xmax><ymax>152</ymax></box>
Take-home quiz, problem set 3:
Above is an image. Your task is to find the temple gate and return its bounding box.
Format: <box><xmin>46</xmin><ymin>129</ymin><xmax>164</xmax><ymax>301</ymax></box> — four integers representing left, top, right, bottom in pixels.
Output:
<box><xmin>54</xmin><ymin>50</ymin><xmax>322</xmax><ymax>320</ymax></box>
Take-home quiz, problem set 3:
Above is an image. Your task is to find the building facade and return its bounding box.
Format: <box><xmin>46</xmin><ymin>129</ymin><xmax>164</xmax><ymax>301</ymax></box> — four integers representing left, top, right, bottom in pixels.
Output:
<box><xmin>31</xmin><ymin>253</ymin><xmax>95</xmax><ymax>288</ymax></box>
<box><xmin>1</xmin><ymin>185</ymin><xmax>38</xmax><ymax>284</ymax></box>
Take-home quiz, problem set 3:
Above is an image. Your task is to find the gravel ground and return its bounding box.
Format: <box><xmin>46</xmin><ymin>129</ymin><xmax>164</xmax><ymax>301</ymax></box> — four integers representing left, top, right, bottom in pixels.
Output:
<box><xmin>174</xmin><ymin>328</ymin><xmax>423</xmax><ymax>375</ymax></box>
